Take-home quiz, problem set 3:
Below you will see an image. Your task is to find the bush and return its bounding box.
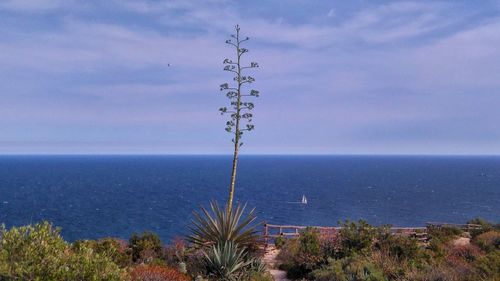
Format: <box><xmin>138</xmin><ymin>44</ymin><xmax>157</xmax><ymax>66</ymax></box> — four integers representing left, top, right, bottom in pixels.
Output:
<box><xmin>274</xmin><ymin>236</ymin><xmax>286</xmax><ymax>249</ymax></box>
<box><xmin>74</xmin><ymin>238</ymin><xmax>131</xmax><ymax>267</ymax></box>
<box><xmin>428</xmin><ymin>225</ymin><xmax>463</xmax><ymax>243</ymax></box>
<box><xmin>338</xmin><ymin>220</ymin><xmax>377</xmax><ymax>258</ymax></box>
<box><xmin>374</xmin><ymin>229</ymin><xmax>422</xmax><ymax>262</ymax></box>
<box><xmin>371</xmin><ymin>229</ymin><xmax>429</xmax><ymax>279</ymax></box>
<box><xmin>472</xmin><ymin>250</ymin><xmax>500</xmax><ymax>280</ymax></box>
<box><xmin>130</xmin><ymin>264</ymin><xmax>190</xmax><ymax>281</ymax></box>
<box><xmin>299</xmin><ymin>227</ymin><xmax>321</xmax><ymax>256</ymax></box>
<box><xmin>276</xmin><ymin>229</ymin><xmax>324</xmax><ymax>279</ymax></box>
<box><xmin>447</xmin><ymin>244</ymin><xmax>483</xmax><ymax>263</ymax></box>
<box><xmin>246</xmin><ymin>271</ymin><xmax>274</xmax><ymax>281</ymax></box>
<box><xmin>0</xmin><ymin>222</ymin><xmax>124</xmax><ymax>280</ymax></box>
<box><xmin>467</xmin><ymin>218</ymin><xmax>499</xmax><ymax>238</ymax></box>
<box><xmin>67</xmin><ymin>244</ymin><xmax>128</xmax><ymax>281</ymax></box>
<box><xmin>473</xmin><ymin>231</ymin><xmax>500</xmax><ymax>253</ymax></box>
<box><xmin>276</xmin><ymin>237</ymin><xmax>299</xmax><ymax>266</ymax></box>
<box><xmin>311</xmin><ymin>256</ymin><xmax>386</xmax><ymax>281</ymax></box>
<box><xmin>405</xmin><ymin>264</ymin><xmax>470</xmax><ymax>281</ymax></box>
<box><xmin>184</xmin><ymin>249</ymin><xmax>207</xmax><ymax>278</ymax></box>
<box><xmin>427</xmin><ymin>226</ymin><xmax>463</xmax><ymax>260</ymax></box>
<box><xmin>129</xmin><ymin>231</ymin><xmax>163</xmax><ymax>263</ymax></box>
<box><xmin>319</xmin><ymin>228</ymin><xmax>341</xmax><ymax>259</ymax></box>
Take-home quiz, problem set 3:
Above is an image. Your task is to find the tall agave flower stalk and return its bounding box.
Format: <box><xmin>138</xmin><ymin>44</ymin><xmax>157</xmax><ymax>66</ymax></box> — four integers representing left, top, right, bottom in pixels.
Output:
<box><xmin>219</xmin><ymin>25</ymin><xmax>260</xmax><ymax>212</ymax></box>
<box><xmin>187</xmin><ymin>25</ymin><xmax>261</xmax><ymax>281</ymax></box>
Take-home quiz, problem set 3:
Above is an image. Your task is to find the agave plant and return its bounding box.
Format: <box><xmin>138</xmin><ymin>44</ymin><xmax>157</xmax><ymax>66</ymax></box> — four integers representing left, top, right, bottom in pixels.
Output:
<box><xmin>188</xmin><ymin>201</ymin><xmax>259</xmax><ymax>248</ymax></box>
<box><xmin>203</xmin><ymin>241</ymin><xmax>251</xmax><ymax>281</ymax></box>
<box><xmin>246</xmin><ymin>257</ymin><xmax>267</xmax><ymax>274</ymax></box>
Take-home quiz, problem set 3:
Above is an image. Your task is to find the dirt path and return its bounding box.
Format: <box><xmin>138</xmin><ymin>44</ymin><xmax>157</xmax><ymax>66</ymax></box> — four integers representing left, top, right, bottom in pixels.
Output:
<box><xmin>263</xmin><ymin>246</ymin><xmax>290</xmax><ymax>281</ymax></box>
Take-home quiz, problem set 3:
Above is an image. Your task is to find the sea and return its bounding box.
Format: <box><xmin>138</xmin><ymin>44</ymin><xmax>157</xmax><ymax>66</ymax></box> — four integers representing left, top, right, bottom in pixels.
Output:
<box><xmin>0</xmin><ymin>155</ymin><xmax>498</xmax><ymax>242</ymax></box>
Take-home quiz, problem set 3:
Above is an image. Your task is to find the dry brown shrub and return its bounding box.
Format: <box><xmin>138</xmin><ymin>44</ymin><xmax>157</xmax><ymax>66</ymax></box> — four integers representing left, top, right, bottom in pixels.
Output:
<box><xmin>130</xmin><ymin>264</ymin><xmax>190</xmax><ymax>281</ymax></box>
<box><xmin>474</xmin><ymin>230</ymin><xmax>500</xmax><ymax>252</ymax></box>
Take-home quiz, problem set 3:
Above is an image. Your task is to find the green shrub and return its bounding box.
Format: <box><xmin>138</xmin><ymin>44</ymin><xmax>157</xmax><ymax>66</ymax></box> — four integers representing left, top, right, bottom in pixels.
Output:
<box><xmin>0</xmin><ymin>222</ymin><xmax>124</xmax><ymax>280</ymax></box>
<box><xmin>467</xmin><ymin>218</ymin><xmax>499</xmax><ymax>238</ymax></box>
<box><xmin>274</xmin><ymin>236</ymin><xmax>286</xmax><ymax>249</ymax></box>
<box><xmin>129</xmin><ymin>231</ymin><xmax>163</xmax><ymax>263</ymax></box>
<box><xmin>275</xmin><ymin>229</ymin><xmax>325</xmax><ymax>279</ymax></box>
<box><xmin>246</xmin><ymin>271</ymin><xmax>274</xmax><ymax>281</ymax></box>
<box><xmin>371</xmin><ymin>229</ymin><xmax>430</xmax><ymax>279</ymax></box>
<box><xmin>66</xmin><ymin>244</ymin><xmax>127</xmax><ymax>280</ymax></box>
<box><xmin>472</xmin><ymin>250</ymin><xmax>500</xmax><ymax>280</ymax></box>
<box><xmin>299</xmin><ymin>227</ymin><xmax>321</xmax><ymax>256</ymax></box>
<box><xmin>428</xmin><ymin>225</ymin><xmax>463</xmax><ymax>242</ymax></box>
<box><xmin>311</xmin><ymin>256</ymin><xmax>387</xmax><ymax>281</ymax></box>
<box><xmin>276</xmin><ymin>237</ymin><xmax>299</xmax><ymax>268</ymax></box>
<box><xmin>374</xmin><ymin>230</ymin><xmax>422</xmax><ymax>262</ymax></box>
<box><xmin>74</xmin><ymin>238</ymin><xmax>131</xmax><ymax>267</ymax></box>
<box><xmin>427</xmin><ymin>226</ymin><xmax>463</xmax><ymax>259</ymax></box>
<box><xmin>339</xmin><ymin>220</ymin><xmax>377</xmax><ymax>258</ymax></box>
<box><xmin>311</xmin><ymin>258</ymin><xmax>344</xmax><ymax>281</ymax></box>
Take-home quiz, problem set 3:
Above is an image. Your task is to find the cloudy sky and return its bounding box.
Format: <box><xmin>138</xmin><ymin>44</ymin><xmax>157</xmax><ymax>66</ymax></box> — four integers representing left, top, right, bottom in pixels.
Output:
<box><xmin>1</xmin><ymin>0</ymin><xmax>499</xmax><ymax>154</ymax></box>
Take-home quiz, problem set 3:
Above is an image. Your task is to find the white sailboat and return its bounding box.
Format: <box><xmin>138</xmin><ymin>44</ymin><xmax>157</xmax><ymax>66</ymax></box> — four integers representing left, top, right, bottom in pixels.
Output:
<box><xmin>301</xmin><ymin>195</ymin><xmax>308</xmax><ymax>204</ymax></box>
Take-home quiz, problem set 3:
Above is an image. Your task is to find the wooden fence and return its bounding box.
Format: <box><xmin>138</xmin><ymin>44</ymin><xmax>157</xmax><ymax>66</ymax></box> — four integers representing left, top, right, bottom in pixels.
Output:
<box><xmin>262</xmin><ymin>222</ymin><xmax>482</xmax><ymax>247</ymax></box>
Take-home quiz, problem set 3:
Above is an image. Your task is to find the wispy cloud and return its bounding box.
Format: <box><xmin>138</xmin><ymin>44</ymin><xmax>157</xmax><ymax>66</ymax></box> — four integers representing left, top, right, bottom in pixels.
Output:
<box><xmin>0</xmin><ymin>0</ymin><xmax>74</xmax><ymax>12</ymax></box>
<box><xmin>0</xmin><ymin>0</ymin><xmax>499</xmax><ymax>154</ymax></box>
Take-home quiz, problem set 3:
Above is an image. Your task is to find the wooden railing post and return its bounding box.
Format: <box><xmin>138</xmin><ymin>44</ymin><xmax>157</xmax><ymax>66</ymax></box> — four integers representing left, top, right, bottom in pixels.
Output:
<box><xmin>263</xmin><ymin>222</ymin><xmax>268</xmax><ymax>249</ymax></box>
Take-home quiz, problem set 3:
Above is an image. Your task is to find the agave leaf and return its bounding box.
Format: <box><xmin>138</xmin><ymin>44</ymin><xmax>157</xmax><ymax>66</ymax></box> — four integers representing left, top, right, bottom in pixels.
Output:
<box><xmin>203</xmin><ymin>241</ymin><xmax>251</xmax><ymax>280</ymax></box>
<box><xmin>187</xmin><ymin>201</ymin><xmax>259</xmax><ymax>248</ymax></box>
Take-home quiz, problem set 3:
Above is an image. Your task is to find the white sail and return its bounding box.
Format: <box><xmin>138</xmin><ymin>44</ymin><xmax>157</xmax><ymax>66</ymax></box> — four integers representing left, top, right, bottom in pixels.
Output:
<box><xmin>301</xmin><ymin>195</ymin><xmax>307</xmax><ymax>204</ymax></box>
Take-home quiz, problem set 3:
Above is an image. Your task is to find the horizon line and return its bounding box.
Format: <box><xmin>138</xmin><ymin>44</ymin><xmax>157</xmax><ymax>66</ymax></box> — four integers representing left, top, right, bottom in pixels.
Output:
<box><xmin>1</xmin><ymin>153</ymin><xmax>500</xmax><ymax>157</ymax></box>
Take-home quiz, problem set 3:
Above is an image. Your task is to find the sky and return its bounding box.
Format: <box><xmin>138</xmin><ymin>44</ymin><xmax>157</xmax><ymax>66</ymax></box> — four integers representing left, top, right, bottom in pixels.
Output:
<box><xmin>1</xmin><ymin>0</ymin><xmax>500</xmax><ymax>155</ymax></box>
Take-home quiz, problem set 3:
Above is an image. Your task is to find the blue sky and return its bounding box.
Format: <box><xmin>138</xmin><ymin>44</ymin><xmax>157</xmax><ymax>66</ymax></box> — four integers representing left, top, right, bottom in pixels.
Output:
<box><xmin>1</xmin><ymin>0</ymin><xmax>500</xmax><ymax>154</ymax></box>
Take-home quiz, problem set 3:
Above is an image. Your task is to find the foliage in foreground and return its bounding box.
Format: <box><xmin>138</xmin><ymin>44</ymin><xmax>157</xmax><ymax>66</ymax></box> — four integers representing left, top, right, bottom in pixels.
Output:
<box><xmin>0</xmin><ymin>222</ymin><xmax>124</xmax><ymax>280</ymax></box>
<box><xmin>276</xmin><ymin>219</ymin><xmax>500</xmax><ymax>281</ymax></box>
<box><xmin>0</xmin><ymin>219</ymin><xmax>269</xmax><ymax>281</ymax></box>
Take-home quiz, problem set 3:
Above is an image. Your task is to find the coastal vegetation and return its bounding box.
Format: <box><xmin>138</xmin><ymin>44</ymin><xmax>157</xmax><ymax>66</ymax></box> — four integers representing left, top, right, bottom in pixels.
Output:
<box><xmin>1</xmin><ymin>218</ymin><xmax>498</xmax><ymax>280</ymax></box>
<box><xmin>275</xmin><ymin>219</ymin><xmax>500</xmax><ymax>281</ymax></box>
<box><xmin>0</xmin><ymin>221</ymin><xmax>271</xmax><ymax>280</ymax></box>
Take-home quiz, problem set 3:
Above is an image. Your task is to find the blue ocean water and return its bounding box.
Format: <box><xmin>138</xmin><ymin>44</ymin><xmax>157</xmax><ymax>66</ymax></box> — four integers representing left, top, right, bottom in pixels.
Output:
<box><xmin>0</xmin><ymin>155</ymin><xmax>499</xmax><ymax>242</ymax></box>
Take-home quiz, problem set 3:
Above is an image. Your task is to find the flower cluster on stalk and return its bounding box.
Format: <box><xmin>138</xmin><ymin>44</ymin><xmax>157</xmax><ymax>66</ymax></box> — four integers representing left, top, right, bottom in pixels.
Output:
<box><xmin>219</xmin><ymin>25</ymin><xmax>259</xmax><ymax>146</ymax></box>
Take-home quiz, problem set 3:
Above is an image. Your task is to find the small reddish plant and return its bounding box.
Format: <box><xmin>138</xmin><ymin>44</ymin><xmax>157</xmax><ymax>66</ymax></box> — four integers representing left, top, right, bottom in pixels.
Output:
<box><xmin>164</xmin><ymin>237</ymin><xmax>187</xmax><ymax>266</ymax></box>
<box><xmin>130</xmin><ymin>265</ymin><xmax>190</xmax><ymax>281</ymax></box>
<box><xmin>319</xmin><ymin>228</ymin><xmax>341</xmax><ymax>258</ymax></box>
<box><xmin>445</xmin><ymin>243</ymin><xmax>484</xmax><ymax>277</ymax></box>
